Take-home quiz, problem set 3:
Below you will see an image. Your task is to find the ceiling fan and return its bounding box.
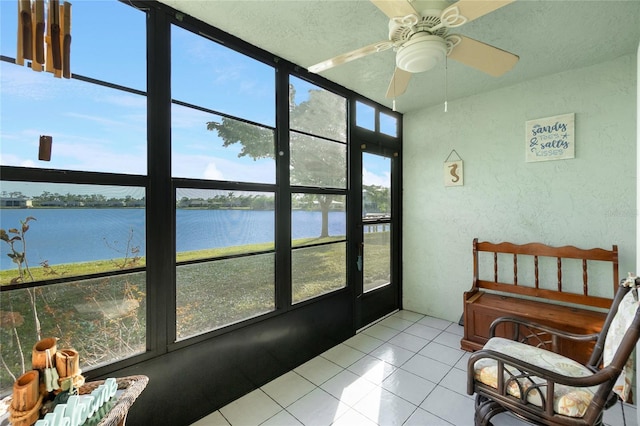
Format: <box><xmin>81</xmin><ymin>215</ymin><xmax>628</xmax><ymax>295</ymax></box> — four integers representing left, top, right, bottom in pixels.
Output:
<box><xmin>308</xmin><ymin>0</ymin><xmax>519</xmax><ymax>100</ymax></box>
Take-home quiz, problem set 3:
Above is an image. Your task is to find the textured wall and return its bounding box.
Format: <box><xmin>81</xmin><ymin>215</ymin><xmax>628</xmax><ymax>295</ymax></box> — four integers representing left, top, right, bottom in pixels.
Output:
<box><xmin>403</xmin><ymin>54</ymin><xmax>637</xmax><ymax>322</ymax></box>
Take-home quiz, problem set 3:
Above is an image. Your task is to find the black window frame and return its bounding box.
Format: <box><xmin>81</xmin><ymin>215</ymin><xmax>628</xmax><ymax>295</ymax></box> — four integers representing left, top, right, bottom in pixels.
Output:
<box><xmin>0</xmin><ymin>0</ymin><xmax>402</xmax><ymax>384</ymax></box>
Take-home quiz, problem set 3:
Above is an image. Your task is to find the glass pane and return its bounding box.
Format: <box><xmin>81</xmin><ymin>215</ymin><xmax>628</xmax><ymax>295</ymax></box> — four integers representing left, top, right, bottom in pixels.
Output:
<box><xmin>0</xmin><ymin>2</ymin><xmax>145</xmax><ymax>91</ymax></box>
<box><xmin>176</xmin><ymin>254</ymin><xmax>275</xmax><ymax>339</ymax></box>
<box><xmin>362</xmin><ymin>152</ymin><xmax>392</xmax><ymax>292</ymax></box>
<box><xmin>292</xmin><ymin>243</ymin><xmax>346</xmax><ymax>304</ymax></box>
<box><xmin>292</xmin><ymin>194</ymin><xmax>346</xmax><ymax>248</ymax></box>
<box><xmin>380</xmin><ymin>112</ymin><xmax>398</xmax><ymax>137</ymax></box>
<box><xmin>362</xmin><ymin>154</ymin><xmax>391</xmax><ymax>217</ymax></box>
<box><xmin>176</xmin><ymin>189</ymin><xmax>275</xmax><ymax>262</ymax></box>
<box><xmin>1</xmin><ymin>273</ymin><xmax>146</xmax><ymax>395</ymax></box>
<box><xmin>363</xmin><ymin>226</ymin><xmax>391</xmax><ymax>292</ymax></box>
<box><xmin>356</xmin><ymin>101</ymin><xmax>375</xmax><ymax>131</ymax></box>
<box><xmin>290</xmin><ymin>77</ymin><xmax>346</xmax><ymax>142</ymax></box>
<box><xmin>172</xmin><ymin>25</ymin><xmax>275</xmax><ymax>127</ymax></box>
<box><xmin>290</xmin><ymin>133</ymin><xmax>346</xmax><ymax>188</ymax></box>
<box><xmin>0</xmin><ymin>62</ymin><xmax>147</xmax><ymax>174</ymax></box>
<box><xmin>1</xmin><ymin>182</ymin><xmax>146</xmax><ymax>285</ymax></box>
<box><xmin>172</xmin><ymin>105</ymin><xmax>275</xmax><ymax>183</ymax></box>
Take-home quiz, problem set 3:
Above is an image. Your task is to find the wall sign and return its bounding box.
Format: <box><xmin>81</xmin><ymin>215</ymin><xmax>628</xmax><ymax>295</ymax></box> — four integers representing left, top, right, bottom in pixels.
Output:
<box><xmin>444</xmin><ymin>149</ymin><xmax>463</xmax><ymax>187</ymax></box>
<box><xmin>525</xmin><ymin>113</ymin><xmax>575</xmax><ymax>162</ymax></box>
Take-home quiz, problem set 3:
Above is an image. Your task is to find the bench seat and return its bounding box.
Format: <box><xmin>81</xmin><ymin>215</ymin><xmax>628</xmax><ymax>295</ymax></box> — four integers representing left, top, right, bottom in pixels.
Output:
<box><xmin>461</xmin><ymin>292</ymin><xmax>606</xmax><ymax>364</ymax></box>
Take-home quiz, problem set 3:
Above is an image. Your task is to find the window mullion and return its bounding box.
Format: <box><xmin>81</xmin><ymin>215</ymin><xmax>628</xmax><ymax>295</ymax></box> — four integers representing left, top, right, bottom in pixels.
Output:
<box><xmin>275</xmin><ymin>70</ymin><xmax>292</xmax><ymax>310</ymax></box>
<box><xmin>146</xmin><ymin>7</ymin><xmax>174</xmax><ymax>352</ymax></box>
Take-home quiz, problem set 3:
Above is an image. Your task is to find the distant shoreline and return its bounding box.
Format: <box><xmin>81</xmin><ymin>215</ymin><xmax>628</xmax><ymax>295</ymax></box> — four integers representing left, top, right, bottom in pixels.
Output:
<box><xmin>0</xmin><ymin>206</ymin><xmax>336</xmax><ymax>211</ymax></box>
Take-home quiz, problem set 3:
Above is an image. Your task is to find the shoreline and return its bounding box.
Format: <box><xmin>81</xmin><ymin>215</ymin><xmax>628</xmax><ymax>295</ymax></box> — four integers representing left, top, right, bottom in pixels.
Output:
<box><xmin>0</xmin><ymin>235</ymin><xmax>349</xmax><ymax>285</ymax></box>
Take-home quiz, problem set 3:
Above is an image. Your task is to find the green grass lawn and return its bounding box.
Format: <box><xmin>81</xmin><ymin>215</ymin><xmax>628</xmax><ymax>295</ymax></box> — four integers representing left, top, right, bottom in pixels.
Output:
<box><xmin>0</xmin><ymin>233</ymin><xmax>390</xmax><ymax>394</ymax></box>
<box><xmin>0</xmin><ymin>236</ymin><xmax>346</xmax><ymax>285</ymax></box>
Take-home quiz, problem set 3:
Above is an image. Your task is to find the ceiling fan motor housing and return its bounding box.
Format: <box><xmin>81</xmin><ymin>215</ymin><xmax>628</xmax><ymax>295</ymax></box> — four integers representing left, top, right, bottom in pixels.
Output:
<box><xmin>396</xmin><ymin>33</ymin><xmax>447</xmax><ymax>73</ymax></box>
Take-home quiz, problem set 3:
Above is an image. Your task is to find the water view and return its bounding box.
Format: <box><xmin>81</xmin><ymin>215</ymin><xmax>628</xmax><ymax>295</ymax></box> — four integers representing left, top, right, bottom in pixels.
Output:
<box><xmin>0</xmin><ymin>208</ymin><xmax>346</xmax><ymax>270</ymax></box>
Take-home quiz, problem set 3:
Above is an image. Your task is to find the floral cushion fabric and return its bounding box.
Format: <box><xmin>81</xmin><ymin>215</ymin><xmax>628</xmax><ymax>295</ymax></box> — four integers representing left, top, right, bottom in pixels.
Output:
<box><xmin>474</xmin><ymin>337</ymin><xmax>598</xmax><ymax>418</ymax></box>
<box><xmin>603</xmin><ymin>289</ymin><xmax>639</xmax><ymax>401</ymax></box>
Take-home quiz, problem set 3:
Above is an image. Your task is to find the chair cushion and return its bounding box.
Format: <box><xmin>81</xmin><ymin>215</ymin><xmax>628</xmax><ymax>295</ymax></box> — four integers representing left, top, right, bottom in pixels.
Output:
<box><xmin>603</xmin><ymin>289</ymin><xmax>639</xmax><ymax>401</ymax></box>
<box><xmin>474</xmin><ymin>337</ymin><xmax>598</xmax><ymax>418</ymax></box>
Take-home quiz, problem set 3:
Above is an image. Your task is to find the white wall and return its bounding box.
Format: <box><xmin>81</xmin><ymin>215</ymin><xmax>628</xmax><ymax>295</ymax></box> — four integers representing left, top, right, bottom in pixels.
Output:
<box><xmin>403</xmin><ymin>54</ymin><xmax>637</xmax><ymax>322</ymax></box>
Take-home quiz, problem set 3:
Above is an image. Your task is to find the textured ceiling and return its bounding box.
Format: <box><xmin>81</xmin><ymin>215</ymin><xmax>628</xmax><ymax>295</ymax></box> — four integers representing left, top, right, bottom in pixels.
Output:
<box><xmin>158</xmin><ymin>0</ymin><xmax>640</xmax><ymax>113</ymax></box>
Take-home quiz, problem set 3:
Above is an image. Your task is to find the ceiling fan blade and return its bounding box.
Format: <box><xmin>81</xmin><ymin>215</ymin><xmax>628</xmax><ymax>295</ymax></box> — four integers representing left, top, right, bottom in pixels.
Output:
<box><xmin>447</xmin><ymin>35</ymin><xmax>518</xmax><ymax>77</ymax></box>
<box><xmin>441</xmin><ymin>0</ymin><xmax>514</xmax><ymax>27</ymax></box>
<box><xmin>370</xmin><ymin>0</ymin><xmax>418</xmax><ymax>19</ymax></box>
<box><xmin>386</xmin><ymin>68</ymin><xmax>412</xmax><ymax>98</ymax></box>
<box><xmin>308</xmin><ymin>41</ymin><xmax>393</xmax><ymax>74</ymax></box>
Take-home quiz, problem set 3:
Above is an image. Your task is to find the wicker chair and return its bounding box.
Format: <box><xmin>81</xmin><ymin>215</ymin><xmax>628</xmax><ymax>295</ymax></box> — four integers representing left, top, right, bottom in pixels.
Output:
<box><xmin>467</xmin><ymin>277</ymin><xmax>640</xmax><ymax>426</ymax></box>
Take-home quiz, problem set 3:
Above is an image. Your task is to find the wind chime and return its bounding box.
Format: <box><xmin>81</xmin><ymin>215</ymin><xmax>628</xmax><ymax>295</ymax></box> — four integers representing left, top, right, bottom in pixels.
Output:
<box><xmin>16</xmin><ymin>0</ymin><xmax>72</xmax><ymax>79</ymax></box>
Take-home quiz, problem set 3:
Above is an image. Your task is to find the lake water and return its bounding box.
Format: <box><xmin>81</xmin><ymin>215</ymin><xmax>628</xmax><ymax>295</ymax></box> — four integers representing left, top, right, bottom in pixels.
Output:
<box><xmin>0</xmin><ymin>209</ymin><xmax>346</xmax><ymax>269</ymax></box>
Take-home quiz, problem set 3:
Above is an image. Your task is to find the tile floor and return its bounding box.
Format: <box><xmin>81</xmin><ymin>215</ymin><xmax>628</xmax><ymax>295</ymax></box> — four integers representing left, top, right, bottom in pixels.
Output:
<box><xmin>191</xmin><ymin>310</ymin><xmax>637</xmax><ymax>426</ymax></box>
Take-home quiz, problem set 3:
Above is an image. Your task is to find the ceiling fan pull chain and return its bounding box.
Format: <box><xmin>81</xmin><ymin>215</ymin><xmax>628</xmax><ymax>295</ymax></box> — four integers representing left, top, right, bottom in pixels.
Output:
<box><xmin>444</xmin><ymin>56</ymin><xmax>448</xmax><ymax>113</ymax></box>
<box><xmin>392</xmin><ymin>71</ymin><xmax>397</xmax><ymax>112</ymax></box>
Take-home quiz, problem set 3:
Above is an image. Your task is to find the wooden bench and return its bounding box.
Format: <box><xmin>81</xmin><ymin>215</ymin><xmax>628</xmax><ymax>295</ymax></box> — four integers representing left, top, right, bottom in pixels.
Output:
<box><xmin>460</xmin><ymin>238</ymin><xmax>619</xmax><ymax>364</ymax></box>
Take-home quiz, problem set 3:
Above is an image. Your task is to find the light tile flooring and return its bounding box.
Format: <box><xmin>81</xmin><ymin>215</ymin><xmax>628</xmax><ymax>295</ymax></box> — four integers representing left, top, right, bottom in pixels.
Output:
<box><xmin>191</xmin><ymin>310</ymin><xmax>637</xmax><ymax>426</ymax></box>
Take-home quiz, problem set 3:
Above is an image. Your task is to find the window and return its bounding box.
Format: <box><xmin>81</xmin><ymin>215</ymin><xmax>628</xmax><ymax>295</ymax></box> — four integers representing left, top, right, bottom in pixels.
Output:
<box><xmin>0</xmin><ymin>182</ymin><xmax>147</xmax><ymax>388</ymax></box>
<box><xmin>171</xmin><ymin>105</ymin><xmax>276</xmax><ymax>183</ymax></box>
<box><xmin>289</xmin><ymin>77</ymin><xmax>347</xmax><ymax>188</ymax></box>
<box><xmin>174</xmin><ymin>188</ymin><xmax>276</xmax><ymax>339</ymax></box>
<box><xmin>356</xmin><ymin>101</ymin><xmax>376</xmax><ymax>131</ymax></box>
<box><xmin>171</xmin><ymin>26</ymin><xmax>276</xmax><ymax>186</ymax></box>
<box><xmin>0</xmin><ymin>2</ymin><xmax>146</xmax><ymax>174</ymax></box>
<box><xmin>289</xmin><ymin>78</ymin><xmax>348</xmax><ymax>303</ymax></box>
<box><xmin>290</xmin><ymin>134</ymin><xmax>346</xmax><ymax>188</ymax></box>
<box><xmin>69</xmin><ymin>1</ymin><xmax>146</xmax><ymax>90</ymax></box>
<box><xmin>362</xmin><ymin>154</ymin><xmax>392</xmax><ymax>292</ymax></box>
<box><xmin>380</xmin><ymin>112</ymin><xmax>398</xmax><ymax>137</ymax></box>
<box><xmin>171</xmin><ymin>25</ymin><xmax>275</xmax><ymax>127</ymax></box>
<box><xmin>291</xmin><ymin>194</ymin><xmax>347</xmax><ymax>303</ymax></box>
<box><xmin>356</xmin><ymin>100</ymin><xmax>400</xmax><ymax>138</ymax></box>
<box><xmin>172</xmin><ymin>23</ymin><xmax>279</xmax><ymax>337</ymax></box>
<box><xmin>0</xmin><ymin>1</ymin><xmax>146</xmax><ymax>395</ymax></box>
<box><xmin>176</xmin><ymin>254</ymin><xmax>274</xmax><ymax>338</ymax></box>
<box><xmin>0</xmin><ymin>67</ymin><xmax>147</xmax><ymax>173</ymax></box>
<box><xmin>0</xmin><ymin>1</ymin><xmax>401</xmax><ymax>398</ymax></box>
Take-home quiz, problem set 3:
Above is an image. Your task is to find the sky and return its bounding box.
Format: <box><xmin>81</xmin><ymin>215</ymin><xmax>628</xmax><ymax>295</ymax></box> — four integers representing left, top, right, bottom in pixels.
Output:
<box><xmin>0</xmin><ymin>0</ymin><xmax>391</xmax><ymax>197</ymax></box>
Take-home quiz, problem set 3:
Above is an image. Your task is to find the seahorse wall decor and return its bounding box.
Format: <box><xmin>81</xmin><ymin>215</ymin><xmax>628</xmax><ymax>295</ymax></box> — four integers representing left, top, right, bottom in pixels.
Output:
<box><xmin>444</xmin><ymin>160</ymin><xmax>463</xmax><ymax>187</ymax></box>
<box><xmin>448</xmin><ymin>163</ymin><xmax>460</xmax><ymax>182</ymax></box>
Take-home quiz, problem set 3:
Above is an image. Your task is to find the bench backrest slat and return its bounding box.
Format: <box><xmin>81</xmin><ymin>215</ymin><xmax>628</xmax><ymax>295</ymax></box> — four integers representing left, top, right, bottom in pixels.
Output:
<box><xmin>557</xmin><ymin>257</ymin><xmax>562</xmax><ymax>292</ymax></box>
<box><xmin>472</xmin><ymin>238</ymin><xmax>619</xmax><ymax>306</ymax></box>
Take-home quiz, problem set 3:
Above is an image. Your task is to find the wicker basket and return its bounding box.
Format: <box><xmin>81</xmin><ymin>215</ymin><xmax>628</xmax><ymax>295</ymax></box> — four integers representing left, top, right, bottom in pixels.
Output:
<box><xmin>78</xmin><ymin>375</ymin><xmax>149</xmax><ymax>426</ymax></box>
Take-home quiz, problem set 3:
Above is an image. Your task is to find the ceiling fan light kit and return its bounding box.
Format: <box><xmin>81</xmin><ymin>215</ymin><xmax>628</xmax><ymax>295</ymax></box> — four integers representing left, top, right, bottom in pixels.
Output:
<box><xmin>396</xmin><ymin>34</ymin><xmax>446</xmax><ymax>73</ymax></box>
<box><xmin>308</xmin><ymin>0</ymin><xmax>519</xmax><ymax>103</ymax></box>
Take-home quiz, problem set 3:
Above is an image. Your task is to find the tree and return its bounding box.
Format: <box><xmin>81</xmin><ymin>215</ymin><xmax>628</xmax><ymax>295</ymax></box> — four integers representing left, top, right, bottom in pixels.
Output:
<box><xmin>207</xmin><ymin>85</ymin><xmax>346</xmax><ymax>237</ymax></box>
<box><xmin>363</xmin><ymin>185</ymin><xmax>390</xmax><ymax>215</ymax></box>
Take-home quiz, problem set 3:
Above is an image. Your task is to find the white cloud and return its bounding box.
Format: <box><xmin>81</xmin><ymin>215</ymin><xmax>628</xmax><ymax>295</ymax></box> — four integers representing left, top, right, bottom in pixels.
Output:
<box><xmin>362</xmin><ymin>167</ymin><xmax>390</xmax><ymax>187</ymax></box>
<box><xmin>0</xmin><ymin>153</ymin><xmax>37</xmax><ymax>168</ymax></box>
<box><xmin>20</xmin><ymin>159</ymin><xmax>37</xmax><ymax>168</ymax></box>
<box><xmin>204</xmin><ymin>162</ymin><xmax>224</xmax><ymax>180</ymax></box>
